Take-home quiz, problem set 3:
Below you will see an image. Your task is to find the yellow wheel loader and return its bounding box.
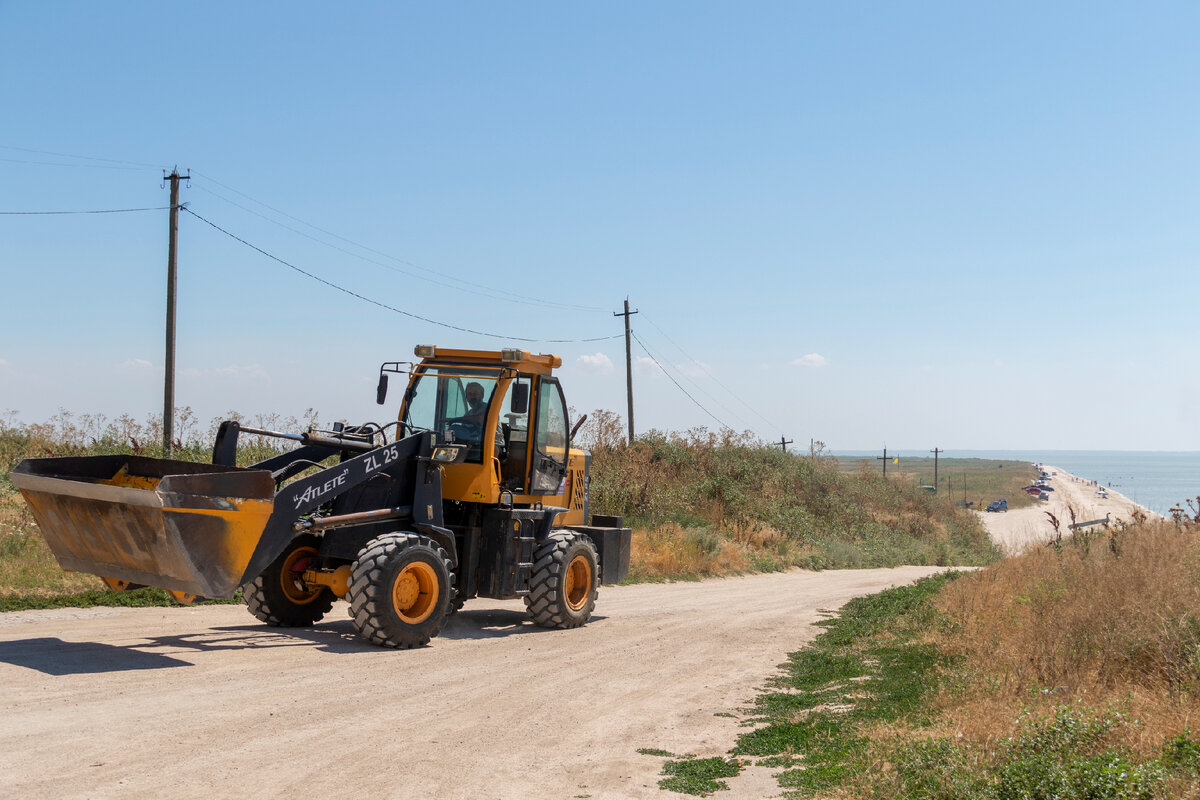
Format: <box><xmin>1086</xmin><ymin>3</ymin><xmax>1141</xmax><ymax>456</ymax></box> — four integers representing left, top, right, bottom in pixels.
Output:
<box><xmin>9</xmin><ymin>345</ymin><xmax>631</xmax><ymax>648</ymax></box>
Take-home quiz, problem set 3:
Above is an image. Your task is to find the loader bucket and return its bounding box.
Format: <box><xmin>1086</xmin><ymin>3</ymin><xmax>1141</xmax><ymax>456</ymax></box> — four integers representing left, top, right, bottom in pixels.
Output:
<box><xmin>9</xmin><ymin>455</ymin><xmax>276</xmax><ymax>599</ymax></box>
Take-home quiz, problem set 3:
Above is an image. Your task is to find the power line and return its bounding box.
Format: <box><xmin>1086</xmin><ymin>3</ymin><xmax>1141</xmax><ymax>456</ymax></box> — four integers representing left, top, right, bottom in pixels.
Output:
<box><xmin>0</xmin><ymin>206</ymin><xmax>170</xmax><ymax>215</ymax></box>
<box><xmin>631</xmin><ymin>330</ymin><xmax>735</xmax><ymax>432</ymax></box>
<box><xmin>632</xmin><ymin>322</ymin><xmax>763</xmax><ymax>435</ymax></box>
<box><xmin>189</xmin><ymin>170</ymin><xmax>607</xmax><ymax>314</ymax></box>
<box><xmin>0</xmin><ymin>144</ymin><xmax>163</xmax><ymax>169</ymax></box>
<box><xmin>191</xmin><ymin>182</ymin><xmax>600</xmax><ymax>314</ymax></box>
<box><xmin>0</xmin><ymin>155</ymin><xmax>149</xmax><ymax>172</ymax></box>
<box><xmin>183</xmin><ymin>207</ymin><xmax>621</xmax><ymax>345</ymax></box>
<box><xmin>640</xmin><ymin>312</ymin><xmax>786</xmax><ymax>436</ymax></box>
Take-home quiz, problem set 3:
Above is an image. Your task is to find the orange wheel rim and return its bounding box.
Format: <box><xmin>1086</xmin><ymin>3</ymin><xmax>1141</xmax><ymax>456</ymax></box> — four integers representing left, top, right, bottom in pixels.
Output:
<box><xmin>392</xmin><ymin>562</ymin><xmax>439</xmax><ymax>624</ymax></box>
<box><xmin>564</xmin><ymin>555</ymin><xmax>592</xmax><ymax>611</ymax></box>
<box><xmin>280</xmin><ymin>546</ymin><xmax>323</xmax><ymax>605</ymax></box>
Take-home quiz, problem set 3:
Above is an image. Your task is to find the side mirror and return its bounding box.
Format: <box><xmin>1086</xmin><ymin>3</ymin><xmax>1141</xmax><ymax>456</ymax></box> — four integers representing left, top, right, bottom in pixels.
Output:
<box><xmin>510</xmin><ymin>382</ymin><xmax>529</xmax><ymax>414</ymax></box>
<box><xmin>376</xmin><ymin>373</ymin><xmax>389</xmax><ymax>405</ymax></box>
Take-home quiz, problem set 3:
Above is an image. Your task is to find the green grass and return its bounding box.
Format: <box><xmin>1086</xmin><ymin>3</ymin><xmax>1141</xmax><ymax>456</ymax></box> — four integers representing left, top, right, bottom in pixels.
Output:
<box><xmin>649</xmin><ymin>570</ymin><xmax>1200</xmax><ymax>798</ymax></box>
<box><xmin>657</xmin><ymin>757</ymin><xmax>743</xmax><ymax>796</ymax></box>
<box><xmin>0</xmin><ymin>587</ymin><xmax>240</xmax><ymax>612</ymax></box>
<box><xmin>649</xmin><ymin>573</ymin><xmax>959</xmax><ymax>797</ymax></box>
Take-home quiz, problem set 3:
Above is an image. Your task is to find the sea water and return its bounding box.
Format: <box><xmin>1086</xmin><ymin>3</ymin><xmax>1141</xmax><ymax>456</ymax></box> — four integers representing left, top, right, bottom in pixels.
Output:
<box><xmin>836</xmin><ymin>450</ymin><xmax>1200</xmax><ymax>516</ymax></box>
<box><xmin>971</xmin><ymin>451</ymin><xmax>1200</xmax><ymax>516</ymax></box>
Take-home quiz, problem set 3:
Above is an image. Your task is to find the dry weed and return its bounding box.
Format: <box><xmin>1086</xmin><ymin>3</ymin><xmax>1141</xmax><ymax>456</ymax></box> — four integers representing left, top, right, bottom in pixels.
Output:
<box><xmin>932</xmin><ymin>518</ymin><xmax>1200</xmax><ymax>758</ymax></box>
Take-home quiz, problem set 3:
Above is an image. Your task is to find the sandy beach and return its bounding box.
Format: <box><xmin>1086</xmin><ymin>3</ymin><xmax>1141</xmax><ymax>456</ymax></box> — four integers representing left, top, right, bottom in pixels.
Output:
<box><xmin>976</xmin><ymin>464</ymin><xmax>1162</xmax><ymax>554</ymax></box>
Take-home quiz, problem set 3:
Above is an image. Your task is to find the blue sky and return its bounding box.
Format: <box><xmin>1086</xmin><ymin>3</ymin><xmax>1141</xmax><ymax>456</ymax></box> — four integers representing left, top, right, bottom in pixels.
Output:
<box><xmin>2</xmin><ymin>2</ymin><xmax>1198</xmax><ymax>450</ymax></box>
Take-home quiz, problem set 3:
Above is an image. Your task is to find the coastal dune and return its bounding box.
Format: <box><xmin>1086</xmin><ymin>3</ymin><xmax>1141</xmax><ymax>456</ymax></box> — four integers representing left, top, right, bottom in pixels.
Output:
<box><xmin>977</xmin><ymin>465</ymin><xmax>1160</xmax><ymax>553</ymax></box>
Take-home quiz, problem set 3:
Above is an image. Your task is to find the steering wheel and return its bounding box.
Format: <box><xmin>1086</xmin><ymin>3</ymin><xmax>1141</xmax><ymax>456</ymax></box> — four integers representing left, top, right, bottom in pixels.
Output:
<box><xmin>447</xmin><ymin>420</ymin><xmax>483</xmax><ymax>440</ymax></box>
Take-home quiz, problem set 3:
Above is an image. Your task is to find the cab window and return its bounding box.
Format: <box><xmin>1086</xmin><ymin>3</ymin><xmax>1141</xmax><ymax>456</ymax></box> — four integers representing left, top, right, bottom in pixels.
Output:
<box><xmin>530</xmin><ymin>377</ymin><xmax>569</xmax><ymax>494</ymax></box>
<box><xmin>401</xmin><ymin>367</ymin><xmax>498</xmax><ymax>463</ymax></box>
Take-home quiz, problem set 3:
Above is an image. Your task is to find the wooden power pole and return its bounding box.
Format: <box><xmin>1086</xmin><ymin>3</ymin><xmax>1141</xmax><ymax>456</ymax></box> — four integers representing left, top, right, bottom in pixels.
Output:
<box><xmin>613</xmin><ymin>298</ymin><xmax>638</xmax><ymax>444</ymax></box>
<box><xmin>877</xmin><ymin>447</ymin><xmax>897</xmax><ymax>476</ymax></box>
<box><xmin>775</xmin><ymin>436</ymin><xmax>793</xmax><ymax>452</ymax></box>
<box><xmin>930</xmin><ymin>447</ymin><xmax>942</xmax><ymax>493</ymax></box>
<box><xmin>162</xmin><ymin>169</ymin><xmax>187</xmax><ymax>455</ymax></box>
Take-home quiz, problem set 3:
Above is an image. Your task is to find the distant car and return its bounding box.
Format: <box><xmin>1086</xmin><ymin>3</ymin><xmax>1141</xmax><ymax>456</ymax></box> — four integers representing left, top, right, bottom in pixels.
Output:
<box><xmin>1037</xmin><ymin>491</ymin><xmax>1049</xmax><ymax>500</ymax></box>
<box><xmin>987</xmin><ymin>499</ymin><xmax>1008</xmax><ymax>512</ymax></box>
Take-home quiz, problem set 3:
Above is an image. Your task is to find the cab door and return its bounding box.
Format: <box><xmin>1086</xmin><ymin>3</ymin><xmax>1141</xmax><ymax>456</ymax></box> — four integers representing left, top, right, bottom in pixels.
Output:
<box><xmin>529</xmin><ymin>376</ymin><xmax>569</xmax><ymax>495</ymax></box>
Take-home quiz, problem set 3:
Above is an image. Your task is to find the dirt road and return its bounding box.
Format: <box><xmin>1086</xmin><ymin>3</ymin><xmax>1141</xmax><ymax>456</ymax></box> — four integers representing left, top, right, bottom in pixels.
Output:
<box><xmin>0</xmin><ymin>566</ymin><xmax>946</xmax><ymax>800</ymax></box>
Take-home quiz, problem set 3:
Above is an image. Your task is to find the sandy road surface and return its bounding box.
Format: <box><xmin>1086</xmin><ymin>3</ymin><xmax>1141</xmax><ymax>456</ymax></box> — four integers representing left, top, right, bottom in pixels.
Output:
<box><xmin>976</xmin><ymin>465</ymin><xmax>1160</xmax><ymax>553</ymax></box>
<box><xmin>0</xmin><ymin>566</ymin><xmax>946</xmax><ymax>800</ymax></box>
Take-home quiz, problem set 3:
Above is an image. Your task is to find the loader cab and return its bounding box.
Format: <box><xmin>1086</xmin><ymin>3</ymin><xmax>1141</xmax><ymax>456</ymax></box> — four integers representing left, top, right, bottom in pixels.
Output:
<box><xmin>400</xmin><ymin>366</ymin><xmax>502</xmax><ymax>463</ymax></box>
<box><xmin>394</xmin><ymin>346</ymin><xmax>577</xmax><ymax>514</ymax></box>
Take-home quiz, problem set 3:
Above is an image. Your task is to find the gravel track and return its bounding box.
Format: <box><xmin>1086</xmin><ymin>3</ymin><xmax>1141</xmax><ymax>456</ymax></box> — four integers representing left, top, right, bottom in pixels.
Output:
<box><xmin>0</xmin><ymin>566</ymin><xmax>946</xmax><ymax>799</ymax></box>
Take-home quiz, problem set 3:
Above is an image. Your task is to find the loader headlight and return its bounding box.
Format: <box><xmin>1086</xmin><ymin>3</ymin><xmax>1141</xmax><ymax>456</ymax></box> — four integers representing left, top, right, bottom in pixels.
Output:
<box><xmin>414</xmin><ymin>344</ymin><xmax>436</xmax><ymax>358</ymax></box>
<box><xmin>500</xmin><ymin>348</ymin><xmax>524</xmax><ymax>363</ymax></box>
<box><xmin>431</xmin><ymin>445</ymin><xmax>466</xmax><ymax>464</ymax></box>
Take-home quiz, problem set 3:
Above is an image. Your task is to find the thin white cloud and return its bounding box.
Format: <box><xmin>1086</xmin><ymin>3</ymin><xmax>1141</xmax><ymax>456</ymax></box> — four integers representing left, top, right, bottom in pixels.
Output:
<box><xmin>576</xmin><ymin>353</ymin><xmax>615</xmax><ymax>374</ymax></box>
<box><xmin>792</xmin><ymin>353</ymin><xmax>829</xmax><ymax>368</ymax></box>
<box><xmin>676</xmin><ymin>361</ymin><xmax>712</xmax><ymax>379</ymax></box>
<box><xmin>117</xmin><ymin>358</ymin><xmax>153</xmax><ymax>370</ymax></box>
<box><xmin>633</xmin><ymin>356</ymin><xmax>661</xmax><ymax>376</ymax></box>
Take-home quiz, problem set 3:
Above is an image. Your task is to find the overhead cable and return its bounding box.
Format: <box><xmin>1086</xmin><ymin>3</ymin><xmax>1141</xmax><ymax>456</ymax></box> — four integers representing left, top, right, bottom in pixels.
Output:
<box><xmin>0</xmin><ymin>155</ymin><xmax>149</xmax><ymax>172</ymax></box>
<box><xmin>191</xmin><ymin>182</ymin><xmax>600</xmax><ymax>314</ymax></box>
<box><xmin>183</xmin><ymin>207</ymin><xmax>621</xmax><ymax>345</ymax></box>
<box><xmin>0</xmin><ymin>206</ymin><xmax>170</xmax><ymax>215</ymax></box>
<box><xmin>633</xmin><ymin>323</ymin><xmax>761</xmax><ymax>435</ymax></box>
<box><xmin>631</xmin><ymin>330</ymin><xmax>736</xmax><ymax>432</ymax></box>
<box><xmin>189</xmin><ymin>170</ymin><xmax>607</xmax><ymax>314</ymax></box>
<box><xmin>0</xmin><ymin>144</ymin><xmax>164</xmax><ymax>169</ymax></box>
<box><xmin>641</xmin><ymin>312</ymin><xmax>785</xmax><ymax>436</ymax></box>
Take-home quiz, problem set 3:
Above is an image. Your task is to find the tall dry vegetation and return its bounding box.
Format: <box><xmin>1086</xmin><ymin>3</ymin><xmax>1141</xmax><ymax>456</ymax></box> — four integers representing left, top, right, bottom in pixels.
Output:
<box><xmin>930</xmin><ymin>511</ymin><xmax>1200</xmax><ymax>757</ymax></box>
<box><xmin>0</xmin><ymin>407</ymin><xmax>1001</xmax><ymax>596</ymax></box>
<box><xmin>575</xmin><ymin>409</ymin><xmax>999</xmax><ymax>579</ymax></box>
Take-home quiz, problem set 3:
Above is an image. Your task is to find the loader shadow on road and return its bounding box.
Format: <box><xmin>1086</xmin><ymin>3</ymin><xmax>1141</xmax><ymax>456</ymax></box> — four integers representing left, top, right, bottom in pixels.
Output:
<box><xmin>440</xmin><ymin>608</ymin><xmax>608</xmax><ymax>639</ymax></box>
<box><xmin>0</xmin><ymin>637</ymin><xmax>193</xmax><ymax>675</ymax></box>
<box><xmin>142</xmin><ymin>620</ymin><xmax>381</xmax><ymax>655</ymax></box>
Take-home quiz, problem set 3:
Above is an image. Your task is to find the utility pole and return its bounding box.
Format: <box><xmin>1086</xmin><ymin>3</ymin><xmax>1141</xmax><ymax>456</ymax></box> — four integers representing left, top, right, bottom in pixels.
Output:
<box><xmin>877</xmin><ymin>447</ymin><xmax>896</xmax><ymax>476</ymax></box>
<box><xmin>163</xmin><ymin>168</ymin><xmax>187</xmax><ymax>455</ymax></box>
<box><xmin>774</xmin><ymin>436</ymin><xmax>793</xmax><ymax>452</ymax></box>
<box><xmin>930</xmin><ymin>447</ymin><xmax>942</xmax><ymax>493</ymax></box>
<box><xmin>613</xmin><ymin>298</ymin><xmax>638</xmax><ymax>444</ymax></box>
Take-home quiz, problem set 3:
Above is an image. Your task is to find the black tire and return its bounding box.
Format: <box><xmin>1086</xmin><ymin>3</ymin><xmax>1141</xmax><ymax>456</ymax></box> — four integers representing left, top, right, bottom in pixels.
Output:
<box><xmin>244</xmin><ymin>533</ymin><xmax>336</xmax><ymax>627</ymax></box>
<box><xmin>349</xmin><ymin>532</ymin><xmax>453</xmax><ymax>648</ymax></box>
<box><xmin>525</xmin><ymin>531</ymin><xmax>599</xmax><ymax>629</ymax></box>
<box><xmin>101</xmin><ymin>577</ymin><xmax>147</xmax><ymax>592</ymax></box>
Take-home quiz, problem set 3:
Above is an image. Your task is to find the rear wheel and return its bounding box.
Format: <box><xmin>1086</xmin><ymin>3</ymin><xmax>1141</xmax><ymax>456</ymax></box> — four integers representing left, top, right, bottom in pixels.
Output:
<box><xmin>525</xmin><ymin>531</ymin><xmax>599</xmax><ymax>629</ymax></box>
<box><xmin>349</xmin><ymin>532</ymin><xmax>453</xmax><ymax>648</ymax></box>
<box><xmin>101</xmin><ymin>577</ymin><xmax>146</xmax><ymax>592</ymax></box>
<box><xmin>244</xmin><ymin>533</ymin><xmax>335</xmax><ymax>626</ymax></box>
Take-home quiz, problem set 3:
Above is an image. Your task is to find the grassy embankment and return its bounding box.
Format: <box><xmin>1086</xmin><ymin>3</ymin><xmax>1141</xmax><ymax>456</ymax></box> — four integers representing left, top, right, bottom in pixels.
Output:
<box><xmin>1</xmin><ymin>408</ymin><xmax>1015</xmax><ymax>608</ymax></box>
<box><xmin>648</xmin><ymin>508</ymin><xmax>1200</xmax><ymax>798</ymax></box>
<box><xmin>835</xmin><ymin>454</ymin><xmax>1038</xmax><ymax>511</ymax></box>
<box><xmin>575</xmin><ymin>411</ymin><xmax>1026</xmax><ymax>580</ymax></box>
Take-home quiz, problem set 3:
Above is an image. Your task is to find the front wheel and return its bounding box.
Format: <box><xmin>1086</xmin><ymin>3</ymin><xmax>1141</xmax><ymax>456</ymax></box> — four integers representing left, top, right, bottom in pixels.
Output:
<box><xmin>244</xmin><ymin>533</ymin><xmax>336</xmax><ymax>627</ymax></box>
<box><xmin>525</xmin><ymin>531</ymin><xmax>599</xmax><ymax>629</ymax></box>
<box><xmin>349</xmin><ymin>532</ymin><xmax>454</xmax><ymax>648</ymax></box>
